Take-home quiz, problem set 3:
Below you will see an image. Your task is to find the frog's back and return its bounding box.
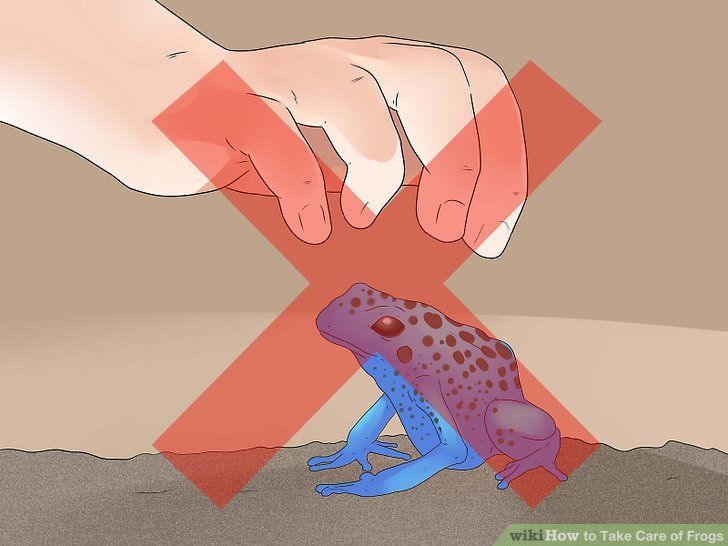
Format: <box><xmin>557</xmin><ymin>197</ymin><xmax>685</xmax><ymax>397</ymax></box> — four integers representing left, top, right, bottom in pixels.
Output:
<box><xmin>398</xmin><ymin>299</ymin><xmax>525</xmax><ymax>409</ymax></box>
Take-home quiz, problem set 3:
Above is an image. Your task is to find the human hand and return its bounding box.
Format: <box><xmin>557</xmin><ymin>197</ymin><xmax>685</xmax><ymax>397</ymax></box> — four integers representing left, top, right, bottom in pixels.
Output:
<box><xmin>217</xmin><ymin>38</ymin><xmax>528</xmax><ymax>257</ymax></box>
<box><xmin>1</xmin><ymin>4</ymin><xmax>526</xmax><ymax>257</ymax></box>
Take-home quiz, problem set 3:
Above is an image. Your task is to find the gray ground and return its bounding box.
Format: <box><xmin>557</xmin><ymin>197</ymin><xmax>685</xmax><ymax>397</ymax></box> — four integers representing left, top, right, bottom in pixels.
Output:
<box><xmin>1</xmin><ymin>438</ymin><xmax>726</xmax><ymax>545</ymax></box>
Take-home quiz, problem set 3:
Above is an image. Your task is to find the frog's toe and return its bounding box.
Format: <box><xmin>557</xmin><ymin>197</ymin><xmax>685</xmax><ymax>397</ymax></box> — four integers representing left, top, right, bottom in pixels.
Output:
<box><xmin>545</xmin><ymin>461</ymin><xmax>568</xmax><ymax>481</ymax></box>
<box><xmin>356</xmin><ymin>456</ymin><xmax>373</xmax><ymax>472</ymax></box>
<box><xmin>316</xmin><ymin>475</ymin><xmax>367</xmax><ymax>497</ymax></box>
<box><xmin>494</xmin><ymin>460</ymin><xmax>520</xmax><ymax>482</ymax></box>
<box><xmin>317</xmin><ymin>484</ymin><xmax>347</xmax><ymax>496</ymax></box>
<box><xmin>370</xmin><ymin>444</ymin><xmax>411</xmax><ymax>461</ymax></box>
<box><xmin>497</xmin><ymin>479</ymin><xmax>510</xmax><ymax>490</ymax></box>
<box><xmin>308</xmin><ymin>453</ymin><xmax>339</xmax><ymax>467</ymax></box>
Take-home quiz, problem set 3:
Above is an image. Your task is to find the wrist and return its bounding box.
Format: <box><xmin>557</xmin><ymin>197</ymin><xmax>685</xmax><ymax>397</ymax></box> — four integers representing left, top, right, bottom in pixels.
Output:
<box><xmin>0</xmin><ymin>1</ymin><xmax>226</xmax><ymax>196</ymax></box>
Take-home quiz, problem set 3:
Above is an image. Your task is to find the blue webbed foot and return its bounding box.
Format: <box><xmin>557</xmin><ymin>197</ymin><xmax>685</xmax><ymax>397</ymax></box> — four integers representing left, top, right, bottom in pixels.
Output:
<box><xmin>308</xmin><ymin>440</ymin><xmax>409</xmax><ymax>473</ymax></box>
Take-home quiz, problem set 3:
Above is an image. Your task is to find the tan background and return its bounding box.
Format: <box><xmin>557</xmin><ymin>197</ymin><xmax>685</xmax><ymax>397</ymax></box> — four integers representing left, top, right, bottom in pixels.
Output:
<box><xmin>1</xmin><ymin>0</ymin><xmax>726</xmax><ymax>456</ymax></box>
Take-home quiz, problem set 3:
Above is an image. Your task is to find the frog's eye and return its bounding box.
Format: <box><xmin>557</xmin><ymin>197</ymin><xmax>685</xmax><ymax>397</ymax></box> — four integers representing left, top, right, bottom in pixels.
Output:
<box><xmin>371</xmin><ymin>316</ymin><xmax>405</xmax><ymax>338</ymax></box>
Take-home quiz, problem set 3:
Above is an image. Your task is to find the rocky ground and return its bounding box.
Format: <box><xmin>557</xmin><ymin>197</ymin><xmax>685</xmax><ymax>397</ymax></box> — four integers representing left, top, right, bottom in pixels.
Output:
<box><xmin>1</xmin><ymin>438</ymin><xmax>726</xmax><ymax>545</ymax></box>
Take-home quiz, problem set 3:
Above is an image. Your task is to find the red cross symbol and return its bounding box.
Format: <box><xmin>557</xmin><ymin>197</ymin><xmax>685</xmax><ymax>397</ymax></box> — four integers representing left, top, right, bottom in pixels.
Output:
<box><xmin>153</xmin><ymin>59</ymin><xmax>600</xmax><ymax>508</ymax></box>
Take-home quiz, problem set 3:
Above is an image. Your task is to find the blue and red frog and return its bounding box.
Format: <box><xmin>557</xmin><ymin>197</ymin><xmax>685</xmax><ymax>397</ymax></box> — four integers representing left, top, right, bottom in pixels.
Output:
<box><xmin>309</xmin><ymin>283</ymin><xmax>567</xmax><ymax>497</ymax></box>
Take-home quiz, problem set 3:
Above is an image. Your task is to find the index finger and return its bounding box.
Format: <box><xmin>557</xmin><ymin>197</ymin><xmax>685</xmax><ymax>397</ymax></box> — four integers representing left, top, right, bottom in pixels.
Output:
<box><xmin>238</xmin><ymin>96</ymin><xmax>332</xmax><ymax>245</ymax></box>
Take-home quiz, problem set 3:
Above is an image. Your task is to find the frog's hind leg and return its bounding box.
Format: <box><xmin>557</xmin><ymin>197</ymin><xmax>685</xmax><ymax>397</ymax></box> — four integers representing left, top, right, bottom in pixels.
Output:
<box><xmin>484</xmin><ymin>399</ymin><xmax>567</xmax><ymax>490</ymax></box>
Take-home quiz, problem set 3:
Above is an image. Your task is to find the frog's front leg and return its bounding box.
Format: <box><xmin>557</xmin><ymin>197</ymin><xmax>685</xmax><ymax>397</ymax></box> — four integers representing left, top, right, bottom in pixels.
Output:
<box><xmin>308</xmin><ymin>394</ymin><xmax>410</xmax><ymax>473</ymax></box>
<box><xmin>317</xmin><ymin>376</ymin><xmax>468</xmax><ymax>497</ymax></box>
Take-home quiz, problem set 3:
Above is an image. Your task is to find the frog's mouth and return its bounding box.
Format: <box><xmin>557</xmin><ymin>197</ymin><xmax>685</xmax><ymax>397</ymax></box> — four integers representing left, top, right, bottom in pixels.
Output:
<box><xmin>319</xmin><ymin>331</ymin><xmax>373</xmax><ymax>361</ymax></box>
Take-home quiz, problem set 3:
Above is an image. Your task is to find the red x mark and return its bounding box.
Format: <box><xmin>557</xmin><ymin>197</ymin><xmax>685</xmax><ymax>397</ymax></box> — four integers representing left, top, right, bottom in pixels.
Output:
<box><xmin>153</xmin><ymin>60</ymin><xmax>600</xmax><ymax>508</ymax></box>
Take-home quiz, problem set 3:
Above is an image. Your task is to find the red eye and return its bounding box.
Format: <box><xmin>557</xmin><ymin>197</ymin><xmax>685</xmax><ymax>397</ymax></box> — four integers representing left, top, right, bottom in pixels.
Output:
<box><xmin>371</xmin><ymin>316</ymin><xmax>405</xmax><ymax>337</ymax></box>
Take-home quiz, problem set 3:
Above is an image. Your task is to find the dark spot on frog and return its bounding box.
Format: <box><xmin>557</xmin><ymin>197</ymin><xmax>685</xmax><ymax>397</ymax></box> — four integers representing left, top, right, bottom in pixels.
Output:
<box><xmin>433</xmin><ymin>352</ymin><xmax>441</xmax><ymax>361</ymax></box>
<box><xmin>453</xmin><ymin>351</ymin><xmax>464</xmax><ymax>364</ymax></box>
<box><xmin>459</xmin><ymin>331</ymin><xmax>475</xmax><ymax>343</ymax></box>
<box><xmin>476</xmin><ymin>358</ymin><xmax>488</xmax><ymax>371</ymax></box>
<box><xmin>404</xmin><ymin>300</ymin><xmax>417</xmax><ymax>309</ymax></box>
<box><xmin>445</xmin><ymin>335</ymin><xmax>457</xmax><ymax>347</ymax></box>
<box><xmin>475</xmin><ymin>328</ymin><xmax>491</xmax><ymax>341</ymax></box>
<box><xmin>496</xmin><ymin>341</ymin><xmax>512</xmax><ymax>358</ymax></box>
<box><xmin>481</xmin><ymin>345</ymin><xmax>497</xmax><ymax>359</ymax></box>
<box><xmin>351</xmin><ymin>297</ymin><xmax>361</xmax><ymax>308</ymax></box>
<box><xmin>423</xmin><ymin>335</ymin><xmax>433</xmax><ymax>347</ymax></box>
<box><xmin>424</xmin><ymin>312</ymin><xmax>442</xmax><ymax>329</ymax></box>
<box><xmin>408</xmin><ymin>316</ymin><xmax>418</xmax><ymax>325</ymax></box>
<box><xmin>499</xmin><ymin>379</ymin><xmax>508</xmax><ymax>391</ymax></box>
<box><xmin>498</xmin><ymin>367</ymin><xmax>506</xmax><ymax>377</ymax></box>
<box><xmin>397</xmin><ymin>346</ymin><xmax>413</xmax><ymax>363</ymax></box>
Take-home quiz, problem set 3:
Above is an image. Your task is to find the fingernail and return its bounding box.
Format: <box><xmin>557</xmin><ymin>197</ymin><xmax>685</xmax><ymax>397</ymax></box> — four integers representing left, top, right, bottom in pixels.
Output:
<box><xmin>433</xmin><ymin>200</ymin><xmax>467</xmax><ymax>241</ymax></box>
<box><xmin>297</xmin><ymin>203</ymin><xmax>331</xmax><ymax>244</ymax></box>
<box><xmin>474</xmin><ymin>202</ymin><xmax>524</xmax><ymax>258</ymax></box>
<box><xmin>342</xmin><ymin>186</ymin><xmax>378</xmax><ymax>229</ymax></box>
<box><xmin>475</xmin><ymin>221</ymin><xmax>510</xmax><ymax>258</ymax></box>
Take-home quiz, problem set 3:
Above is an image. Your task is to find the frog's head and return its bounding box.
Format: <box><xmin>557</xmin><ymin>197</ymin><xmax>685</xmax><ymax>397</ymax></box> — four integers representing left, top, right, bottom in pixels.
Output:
<box><xmin>316</xmin><ymin>283</ymin><xmax>415</xmax><ymax>363</ymax></box>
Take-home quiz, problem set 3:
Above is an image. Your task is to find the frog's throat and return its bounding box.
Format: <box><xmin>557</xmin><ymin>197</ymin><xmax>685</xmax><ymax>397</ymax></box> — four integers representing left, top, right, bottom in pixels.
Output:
<box><xmin>318</xmin><ymin>331</ymin><xmax>373</xmax><ymax>361</ymax></box>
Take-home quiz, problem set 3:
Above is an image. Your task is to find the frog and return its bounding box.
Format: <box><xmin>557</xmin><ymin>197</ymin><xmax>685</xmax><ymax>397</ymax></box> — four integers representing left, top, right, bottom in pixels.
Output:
<box><xmin>308</xmin><ymin>282</ymin><xmax>567</xmax><ymax>497</ymax></box>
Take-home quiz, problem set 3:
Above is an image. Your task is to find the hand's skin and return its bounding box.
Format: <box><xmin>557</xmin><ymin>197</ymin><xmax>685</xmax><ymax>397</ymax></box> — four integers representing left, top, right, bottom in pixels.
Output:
<box><xmin>0</xmin><ymin>1</ymin><xmax>527</xmax><ymax>257</ymax></box>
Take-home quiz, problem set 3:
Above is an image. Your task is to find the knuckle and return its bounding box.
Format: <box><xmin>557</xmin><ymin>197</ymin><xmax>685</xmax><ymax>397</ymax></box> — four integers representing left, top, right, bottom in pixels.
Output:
<box><xmin>462</xmin><ymin>51</ymin><xmax>510</xmax><ymax>88</ymax></box>
<box><xmin>357</xmin><ymin>35</ymin><xmax>389</xmax><ymax>48</ymax></box>
<box><xmin>418</xmin><ymin>46</ymin><xmax>467</xmax><ymax>80</ymax></box>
